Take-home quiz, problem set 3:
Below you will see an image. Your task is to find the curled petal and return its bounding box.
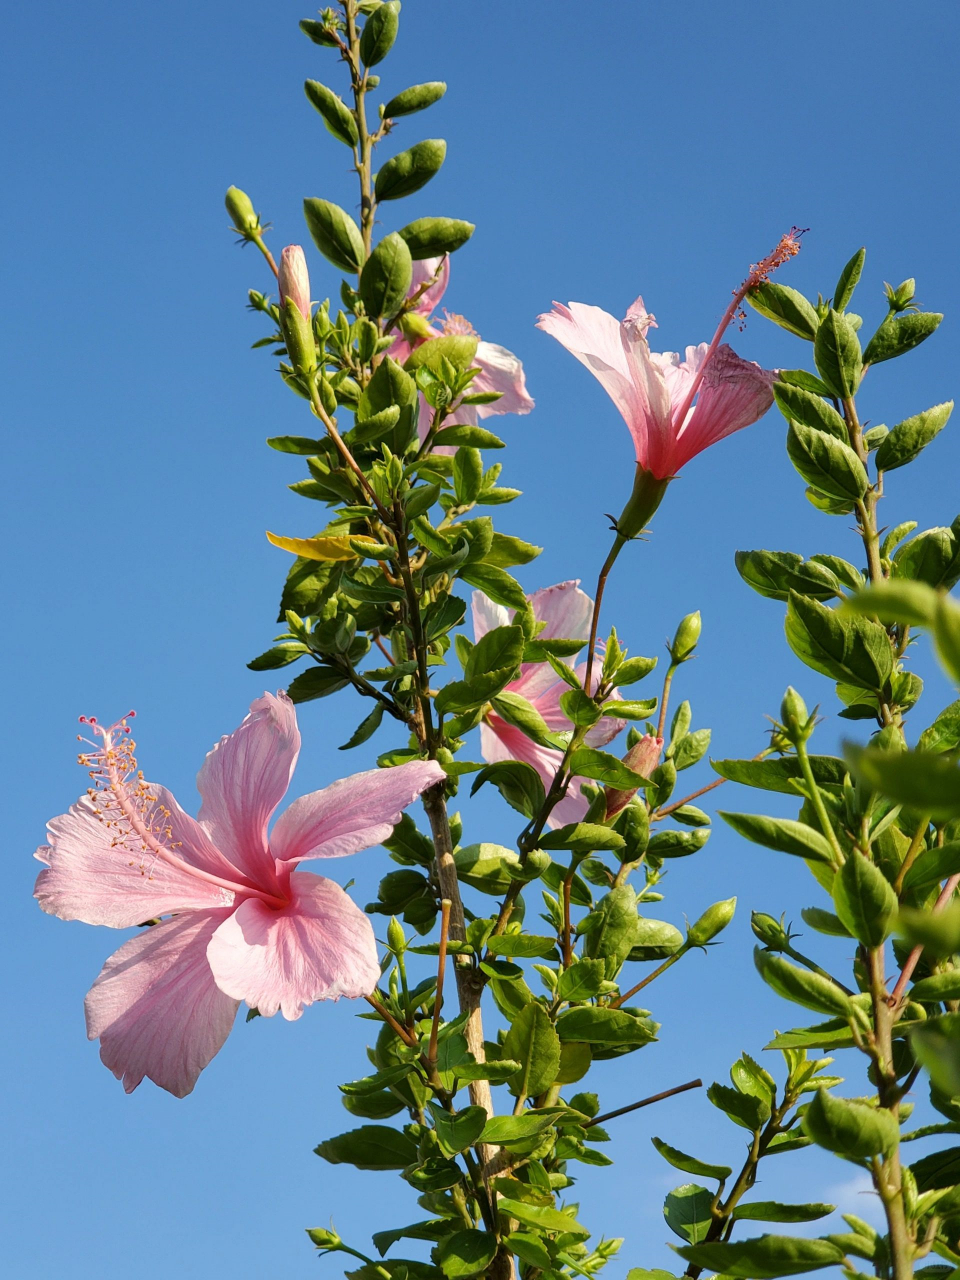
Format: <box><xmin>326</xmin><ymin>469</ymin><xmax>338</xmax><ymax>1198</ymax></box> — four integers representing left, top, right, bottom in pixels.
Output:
<box><xmin>479</xmin><ymin>721</ymin><xmax>589</xmax><ymax>830</ymax></box>
<box><xmin>34</xmin><ymin>795</ymin><xmax>234</xmax><ymax>928</ymax></box>
<box><xmin>206</xmin><ymin>872</ymin><xmax>380</xmax><ymax>1019</ymax></box>
<box><xmin>85</xmin><ymin>909</ymin><xmax>239</xmax><ymax>1097</ymax></box>
<box><xmin>270</xmin><ymin>759</ymin><xmax>446</xmax><ymax>864</ymax></box>
<box><xmin>197</xmin><ymin>692</ymin><xmax>300</xmax><ymax>886</ymax></box>
<box><xmin>528</xmin><ymin>580</ymin><xmax>593</xmax><ymax>642</ymax></box>
<box><xmin>674</xmin><ymin>343</ymin><xmax>775</xmax><ymax>469</ymax></box>
<box><xmin>472</xmin><ymin>341</ymin><xmax>534</xmax><ymax>418</ymax></box>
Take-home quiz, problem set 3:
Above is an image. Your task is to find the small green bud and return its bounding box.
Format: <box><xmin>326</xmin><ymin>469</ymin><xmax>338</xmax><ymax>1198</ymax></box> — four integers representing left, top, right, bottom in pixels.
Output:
<box><xmin>306</xmin><ymin>1226</ymin><xmax>342</xmax><ymax>1249</ymax></box>
<box><xmin>687</xmin><ymin>896</ymin><xmax>736</xmax><ymax>947</ymax></box>
<box><xmin>387</xmin><ymin>915</ymin><xmax>406</xmax><ymax>953</ymax></box>
<box><xmin>225</xmin><ymin>185</ymin><xmax>259</xmax><ymax>235</ymax></box>
<box><xmin>751</xmin><ymin>910</ymin><xmax>791</xmax><ymax>951</ymax></box>
<box><xmin>316</xmin><ymin>373</ymin><xmax>338</xmax><ymax>417</ymax></box>
<box><xmin>669</xmin><ymin>611</ymin><xmax>701</xmax><ymax>663</ymax></box>
<box><xmin>780</xmin><ymin>686</ymin><xmax>813</xmax><ymax>743</ymax></box>
<box><xmin>885</xmin><ymin>278</ymin><xmax>916</xmax><ymax>312</ymax></box>
<box><xmin>400</xmin><ymin>311</ymin><xmax>434</xmax><ymax>342</ymax></box>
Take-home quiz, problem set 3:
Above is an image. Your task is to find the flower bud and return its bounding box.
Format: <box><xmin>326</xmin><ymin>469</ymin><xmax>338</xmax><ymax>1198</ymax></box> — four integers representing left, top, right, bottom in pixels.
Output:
<box><xmin>669</xmin><ymin>612</ymin><xmax>701</xmax><ymax>663</ymax></box>
<box><xmin>780</xmin><ymin>686</ymin><xmax>813</xmax><ymax>743</ymax></box>
<box><xmin>386</xmin><ymin>915</ymin><xmax>406</xmax><ymax>953</ymax></box>
<box><xmin>604</xmin><ymin>734</ymin><xmax>663</xmax><ymax>821</ymax></box>
<box><xmin>616</xmin><ymin>464</ymin><xmax>670</xmax><ymax>540</ymax></box>
<box><xmin>751</xmin><ymin>910</ymin><xmax>791</xmax><ymax>951</ymax></box>
<box><xmin>278</xmin><ymin>246</ymin><xmax>316</xmax><ymax>376</ymax></box>
<box><xmin>306</xmin><ymin>1227</ymin><xmax>342</xmax><ymax>1249</ymax></box>
<box><xmin>884</xmin><ymin>278</ymin><xmax>916</xmax><ymax>312</ymax></box>
<box><xmin>687</xmin><ymin>896</ymin><xmax>736</xmax><ymax>947</ymax></box>
<box><xmin>224</xmin><ymin>185</ymin><xmax>259</xmax><ymax>235</ymax></box>
<box><xmin>400</xmin><ymin>311</ymin><xmax>434</xmax><ymax>342</ymax></box>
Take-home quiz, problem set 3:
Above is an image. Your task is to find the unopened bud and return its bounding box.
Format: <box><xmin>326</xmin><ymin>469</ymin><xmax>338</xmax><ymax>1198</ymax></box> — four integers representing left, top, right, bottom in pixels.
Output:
<box><xmin>306</xmin><ymin>1227</ymin><xmax>342</xmax><ymax>1249</ymax></box>
<box><xmin>278</xmin><ymin>246</ymin><xmax>316</xmax><ymax>376</ymax></box>
<box><xmin>885</xmin><ymin>278</ymin><xmax>916</xmax><ymax>312</ymax></box>
<box><xmin>780</xmin><ymin>686</ymin><xmax>812</xmax><ymax>743</ymax></box>
<box><xmin>751</xmin><ymin>910</ymin><xmax>791</xmax><ymax>950</ymax></box>
<box><xmin>225</xmin><ymin>185</ymin><xmax>259</xmax><ymax>235</ymax></box>
<box><xmin>616</xmin><ymin>464</ymin><xmax>670</xmax><ymax>540</ymax></box>
<box><xmin>279</xmin><ymin>245</ymin><xmax>312</xmax><ymax>321</ymax></box>
<box><xmin>604</xmin><ymin>734</ymin><xmax>662</xmax><ymax>821</ymax></box>
<box><xmin>670</xmin><ymin>612</ymin><xmax>701</xmax><ymax>663</ymax></box>
<box><xmin>687</xmin><ymin>897</ymin><xmax>736</xmax><ymax>947</ymax></box>
<box><xmin>400</xmin><ymin>311</ymin><xmax>434</xmax><ymax>342</ymax></box>
<box><xmin>387</xmin><ymin>915</ymin><xmax>406</xmax><ymax>953</ymax></box>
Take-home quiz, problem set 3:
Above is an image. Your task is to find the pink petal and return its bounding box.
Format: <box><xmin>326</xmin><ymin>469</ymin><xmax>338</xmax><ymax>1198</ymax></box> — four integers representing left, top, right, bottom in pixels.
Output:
<box><xmin>618</xmin><ymin>311</ymin><xmax>676</xmax><ymax>477</ymax></box>
<box><xmin>409</xmin><ymin>256</ymin><xmax>450</xmax><ymax>315</ymax></box>
<box><xmin>206</xmin><ymin>872</ymin><xmax>380</xmax><ymax>1018</ymax></box>
<box><xmin>471</xmin><ymin>590</ymin><xmax>510</xmax><ymax>642</ymax></box>
<box><xmin>528</xmin><ymin>580</ymin><xmax>593</xmax><ymax>642</ymax></box>
<box><xmin>671</xmin><ymin>343</ymin><xmax>776</xmax><ymax>471</ymax></box>
<box><xmin>34</xmin><ymin>795</ymin><xmax>235</xmax><ymax>928</ymax></box>
<box><xmin>196</xmin><ymin>693</ymin><xmax>300</xmax><ymax>885</ymax></box>
<box><xmin>269</xmin><ymin>759</ymin><xmax>446</xmax><ymax>864</ymax></box>
<box><xmin>479</xmin><ymin>720</ymin><xmax>586</xmax><ymax>830</ymax></box>
<box><xmin>472</xmin><ymin>341</ymin><xmax>534</xmax><ymax>418</ymax></box>
<box><xmin>85</xmin><ymin>909</ymin><xmax>239</xmax><ymax>1096</ymax></box>
<box><xmin>537</xmin><ymin>301</ymin><xmax>642</xmax><ymax>439</ymax></box>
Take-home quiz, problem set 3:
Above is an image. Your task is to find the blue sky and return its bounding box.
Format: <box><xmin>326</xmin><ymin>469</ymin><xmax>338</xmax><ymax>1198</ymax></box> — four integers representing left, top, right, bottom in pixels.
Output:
<box><xmin>4</xmin><ymin>1</ymin><xmax>960</xmax><ymax>1275</ymax></box>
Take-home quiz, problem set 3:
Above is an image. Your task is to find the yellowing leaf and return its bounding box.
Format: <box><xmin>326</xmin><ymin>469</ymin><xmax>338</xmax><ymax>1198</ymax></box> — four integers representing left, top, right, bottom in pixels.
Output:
<box><xmin>265</xmin><ymin>531</ymin><xmax>375</xmax><ymax>562</ymax></box>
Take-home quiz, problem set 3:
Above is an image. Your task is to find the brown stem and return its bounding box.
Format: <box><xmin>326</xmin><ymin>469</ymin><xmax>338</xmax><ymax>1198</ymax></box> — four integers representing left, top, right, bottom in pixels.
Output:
<box><xmin>365</xmin><ymin>992</ymin><xmax>416</xmax><ymax>1047</ymax></box>
<box><xmin>428</xmin><ymin>900</ymin><xmax>452</xmax><ymax>1065</ymax></box>
<box><xmin>654</xmin><ymin>776</ymin><xmax>725</xmax><ymax>820</ymax></box>
<box><xmin>307</xmin><ymin>381</ymin><xmax>392</xmax><ymax>521</ymax></box>
<box><xmin>586</xmin><ymin>1078</ymin><xmax>703</xmax><ymax>1127</ymax></box>
<box><xmin>251</xmin><ymin>232</ymin><xmax>278</xmax><ymax>278</ymax></box>
<box><xmin>890</xmin><ymin>871</ymin><xmax>960</xmax><ymax>1005</ymax></box>
<box><xmin>613</xmin><ymin>948</ymin><xmax>686</xmax><ymax>1007</ymax></box>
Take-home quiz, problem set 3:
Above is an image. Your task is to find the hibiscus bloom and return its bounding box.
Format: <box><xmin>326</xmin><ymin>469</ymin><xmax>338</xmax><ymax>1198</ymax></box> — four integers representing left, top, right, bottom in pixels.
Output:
<box><xmin>34</xmin><ymin>693</ymin><xmax>444</xmax><ymax>1097</ymax></box>
<box><xmin>536</xmin><ymin>296</ymin><xmax>776</xmax><ymax>482</ymax></box>
<box><xmin>389</xmin><ymin>256</ymin><xmax>534</xmax><ymax>431</ymax></box>
<box><xmin>473</xmin><ymin>581</ymin><xmax>625</xmax><ymax>828</ymax></box>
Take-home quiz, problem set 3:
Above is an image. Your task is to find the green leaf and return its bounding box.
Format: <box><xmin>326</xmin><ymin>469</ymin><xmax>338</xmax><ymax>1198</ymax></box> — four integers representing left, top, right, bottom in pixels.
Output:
<box><xmin>266</xmin><ymin>434</ymin><xmax>325</xmax><ymax>454</ymax></box>
<box><xmin>465</xmin><ymin>624</ymin><xmax>524</xmax><ymax>682</ymax></box>
<box><xmin>712</xmin><ymin>755</ymin><xmax>846</xmax><ymax>794</ymax></box>
<box><xmin>247</xmin><ymin>642</ymin><xmax>309</xmax><ymax>670</ymax></box>
<box><xmin>371</xmin><ymin>1221</ymin><xmax>448</xmax><ymax>1257</ymax></box>
<box><xmin>832</xmin><ymin>850</ymin><xmax>897</xmax><ymax>945</ymax></box>
<box><xmin>454</xmin><ymin>844</ymin><xmax>521</xmax><ymax>896</ymax></box>
<box><xmin>903</xmin><ymin>842</ymin><xmax>960</xmax><ymax>894</ymax></box>
<box><xmin>540</xmin><ymin>823</ymin><xmax>626</xmax><ymax>853</ymax></box>
<box><xmin>471</xmin><ymin>760</ymin><xmax>545</xmax><ymax>819</ymax></box>
<box><xmin>707</xmin><ymin>1081</ymin><xmax>769</xmax><ymax>1131</ymax></box>
<box><xmin>302</xmin><ymin>198</ymin><xmax>364</xmax><ymax>273</ymax></box>
<box><xmin>505</xmin><ymin>1232</ymin><xmax>552</xmax><ymax>1271</ymax></box>
<box><xmin>359</xmin><ymin>0</ymin><xmax>398</xmax><ymax>66</ymax></box>
<box><xmin>342</xmin><ymin>1090</ymin><xmax>405</xmax><ymax>1119</ymax></box>
<box><xmin>910</xmin><ymin>972</ymin><xmax>960</xmax><ymax>1003</ymax></box>
<box><xmin>569</xmin><ymin>747</ymin><xmax>651</xmax><ymax>789</ymax></box>
<box><xmin>813</xmin><ymin>309</ymin><xmax>862</xmax><ymax>398</ymax></box>
<box><xmin>673</xmin><ymin>729</ymin><xmax>711</xmax><ymax>770</ymax></box>
<box><xmin>611</xmin><ymin>655</ymin><xmax>658</xmax><ymax>687</ymax></box>
<box><xmin>676</xmin><ymin>1236</ymin><xmax>844</xmax><ymax>1278</ymax></box>
<box><xmin>778</xmin><ymin>368</ymin><xmax>833</xmax><ymax>397</ymax></box>
<box><xmin>719</xmin><ymin>812</ymin><xmax>835</xmax><ymax>864</ymax></box>
<box><xmin>358</xmin><ymin>355</ymin><xmax>418</xmax><ymax>451</ymax></box>
<box><xmin>314</xmin><ymin>1125</ymin><xmax>418</xmax><ymax>1170</ymax></box>
<box><xmin>785</xmin><ymin>591</ymin><xmax>893</xmax><ymax>691</ymax></box>
<box><xmin>747</xmin><ymin>283</ymin><xmax>820</xmax><ymax>340</ymax></box>
<box><xmin>495</xmin><ymin>1197</ymin><xmax>589</xmax><ymax>1240</ymax></box>
<box><xmin>630</xmin><ymin>918</ymin><xmax>685</xmax><ymax>960</ymax></box>
<box><xmin>863</xmin><ymin>311</ymin><xmax>943</xmax><ymax>365</ymax></box>
<box><xmin>560</xmin><ymin>688</ymin><xmax>602</xmax><ymax>727</ymax></box>
<box><xmin>287</xmin><ymin>665</ymin><xmax>349</xmax><ymax>703</ymax></box>
<box><xmin>834</xmin><ymin>247</ymin><xmax>865</xmax><ymax>311</ymax></box>
<box><xmin>459</xmin><ymin>563</ymin><xmax>527</xmax><ymax>611</ymax></box>
<box><xmin>664</xmin><ymin>1183</ymin><xmax>714</xmax><ymax>1244</ymax></box>
<box><xmin>304</xmin><ymin>79</ymin><xmax>359</xmax><ymax>146</ymax></box>
<box><xmin>453</xmin><ymin>446</ymin><xmax>483</xmax><ymax>505</ymax></box>
<box><xmin>375</xmin><ymin>139</ymin><xmax>447</xmax><ymax>201</ymax></box>
<box><xmin>383</xmin><ymin>81</ymin><xmax>447</xmax><ymax>118</ymax></box>
<box><xmin>773</xmin><ymin>382</ymin><xmax>848</xmax><ymax>440</ymax></box>
<box><xmin>397</xmin><ymin>217</ymin><xmax>475</xmax><ymax>260</ymax></box>
<box><xmin>802</xmin><ymin>1088</ymin><xmax>899</xmax><ymax>1158</ymax></box>
<box><xmin>479</xmin><ymin>1112</ymin><xmax>558</xmax><ymax>1145</ymax></box>
<box><xmin>490</xmin><ymin>693</ymin><xmax>557</xmax><ymax>748</ymax></box>
<box><xmin>339</xmin><ymin>702</ymin><xmax>384</xmax><ymax>749</ymax></box>
<box><xmin>406</xmin><ymin>334</ymin><xmax>478</xmax><ymax>373</ymax></box>
<box><xmin>652</xmin><ymin>1136</ymin><xmax>731</xmax><ymax>1182</ymax></box>
<box><xmin>485</xmin><ymin>532</ymin><xmax>542</xmax><ymax>568</ymax></box>
<box><xmin>455</xmin><ymin>1058</ymin><xmax>523</xmax><ymax>1084</ymax></box>
<box><xmin>501</xmin><ymin>1003</ymin><xmax>562</xmax><ymax>1098</ymax></box>
<box><xmin>801</xmin><ymin>906</ymin><xmax>851</xmax><ymax>937</ymax></box>
<box><xmin>733</xmin><ymin>1202</ymin><xmax>834</xmax><ymax>1223</ymax></box>
<box><xmin>581</xmin><ymin>886</ymin><xmax>640</xmax><ymax>978</ymax></box>
<box><xmin>609</xmin><ymin>697</ymin><xmax>658</xmax><ymax>720</ymax></box>
<box><xmin>435</xmin><ymin>424</ymin><xmax>505</xmax><ymax>450</ymax></box>
<box><xmin>910</xmin><ymin>1013</ymin><xmax>960</xmax><ymax>1097</ymax></box>
<box><xmin>429</xmin><ymin>1104</ymin><xmax>487</xmax><ymax>1156</ymax></box>
<box><xmin>556</xmin><ymin>1006</ymin><xmax>656</xmax><ymax>1046</ymax></box>
<box><xmin>437</xmin><ymin>1230</ymin><xmax>497</xmax><ymax>1279</ymax></box>
<box><xmin>360</xmin><ymin>232</ymin><xmax>413</xmax><ymax>320</ymax></box>
<box><xmin>847</xmin><ymin>745</ymin><xmax>960</xmax><ymax>822</ymax></box>
<box><xmin>754</xmin><ymin>949</ymin><xmax>853</xmax><ymax>1017</ymax></box>
<box><xmin>876</xmin><ymin>401</ymin><xmax>953</xmax><ymax>472</ymax></box>
<box><xmin>487</xmin><ymin>934</ymin><xmax>558</xmax><ymax>959</ymax></box>
<box><xmin>786</xmin><ymin>422</ymin><xmax>867</xmax><ymax>501</ymax></box>
<box><xmin>647</xmin><ymin>828</ymin><xmax>709</xmax><ymax>859</ymax></box>
<box><xmin>556</xmin><ymin>957</ymin><xmax>608</xmax><ymax>1002</ymax></box>
<box><xmin>435</xmin><ymin>667</ymin><xmax>517</xmax><ymax>715</ymax></box>
<box><xmin>735</xmin><ymin>549</ymin><xmax>842</xmax><ymax>602</ymax></box>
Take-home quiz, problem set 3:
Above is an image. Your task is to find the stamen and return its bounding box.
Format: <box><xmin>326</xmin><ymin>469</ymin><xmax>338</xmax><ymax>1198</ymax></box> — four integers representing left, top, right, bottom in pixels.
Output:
<box><xmin>441</xmin><ymin>309</ymin><xmax>478</xmax><ymax>338</ymax></box>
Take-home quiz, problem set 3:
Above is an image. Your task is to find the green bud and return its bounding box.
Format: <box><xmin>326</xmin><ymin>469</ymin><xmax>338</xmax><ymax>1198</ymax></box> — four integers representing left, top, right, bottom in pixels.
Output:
<box><xmin>386</xmin><ymin>915</ymin><xmax>406</xmax><ymax>953</ymax></box>
<box><xmin>616</xmin><ymin>464</ymin><xmax>669</xmax><ymax>540</ymax></box>
<box><xmin>751</xmin><ymin>910</ymin><xmax>791</xmax><ymax>951</ymax></box>
<box><xmin>885</xmin><ymin>278</ymin><xmax>916</xmax><ymax>312</ymax></box>
<box><xmin>670</xmin><ymin>611</ymin><xmax>701</xmax><ymax>663</ymax></box>
<box><xmin>780</xmin><ymin>686</ymin><xmax>813</xmax><ymax>742</ymax></box>
<box><xmin>306</xmin><ymin>1227</ymin><xmax>343</xmax><ymax>1249</ymax></box>
<box><xmin>399</xmin><ymin>311</ymin><xmax>434</xmax><ymax>342</ymax></box>
<box><xmin>224</xmin><ymin>185</ymin><xmax>259</xmax><ymax>235</ymax></box>
<box><xmin>687</xmin><ymin>897</ymin><xmax>736</xmax><ymax>947</ymax></box>
<box><xmin>281</xmin><ymin>298</ymin><xmax>316</xmax><ymax>375</ymax></box>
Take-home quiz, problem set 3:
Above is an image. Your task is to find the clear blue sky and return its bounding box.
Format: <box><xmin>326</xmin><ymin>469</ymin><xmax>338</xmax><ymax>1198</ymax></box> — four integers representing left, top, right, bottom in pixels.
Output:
<box><xmin>4</xmin><ymin>2</ymin><xmax>959</xmax><ymax>1276</ymax></box>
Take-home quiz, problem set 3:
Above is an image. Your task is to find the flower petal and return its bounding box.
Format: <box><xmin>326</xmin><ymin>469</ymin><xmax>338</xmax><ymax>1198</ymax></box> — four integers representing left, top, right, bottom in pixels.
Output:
<box><xmin>34</xmin><ymin>795</ymin><xmax>235</xmax><ymax>928</ymax></box>
<box><xmin>85</xmin><ymin>909</ymin><xmax>239</xmax><ymax>1096</ymax></box>
<box><xmin>528</xmin><ymin>580</ymin><xmax>593</xmax><ymax>642</ymax></box>
<box><xmin>410</xmin><ymin>256</ymin><xmax>449</xmax><ymax>315</ymax></box>
<box><xmin>471</xmin><ymin>589</ymin><xmax>510</xmax><ymax>642</ymax></box>
<box><xmin>619</xmin><ymin>310</ymin><xmax>676</xmax><ymax>477</ymax></box>
<box><xmin>673</xmin><ymin>343</ymin><xmax>776</xmax><ymax>470</ymax></box>
<box><xmin>479</xmin><ymin>720</ymin><xmax>586</xmax><ymax>829</ymax></box>
<box><xmin>197</xmin><ymin>692</ymin><xmax>300</xmax><ymax>884</ymax></box>
<box><xmin>269</xmin><ymin>759</ymin><xmax>446</xmax><ymax>864</ymax></box>
<box><xmin>472</xmin><ymin>341</ymin><xmax>534</xmax><ymax>418</ymax></box>
<box><xmin>206</xmin><ymin>873</ymin><xmax>380</xmax><ymax>1019</ymax></box>
<box><xmin>537</xmin><ymin>301</ymin><xmax>643</xmax><ymax>438</ymax></box>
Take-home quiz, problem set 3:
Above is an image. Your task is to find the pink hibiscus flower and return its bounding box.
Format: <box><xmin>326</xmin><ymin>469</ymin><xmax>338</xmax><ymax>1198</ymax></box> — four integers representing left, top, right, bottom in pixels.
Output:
<box><xmin>536</xmin><ymin>296</ymin><xmax>776</xmax><ymax>481</ymax></box>
<box><xmin>473</xmin><ymin>581</ymin><xmax>625</xmax><ymax>828</ymax></box>
<box><xmin>34</xmin><ymin>693</ymin><xmax>444</xmax><ymax>1097</ymax></box>
<box><xmin>389</xmin><ymin>256</ymin><xmax>534</xmax><ymax>432</ymax></box>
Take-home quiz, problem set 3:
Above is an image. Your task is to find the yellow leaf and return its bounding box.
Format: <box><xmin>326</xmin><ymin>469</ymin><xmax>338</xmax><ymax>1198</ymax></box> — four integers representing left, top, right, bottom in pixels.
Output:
<box><xmin>265</xmin><ymin>531</ymin><xmax>374</xmax><ymax>562</ymax></box>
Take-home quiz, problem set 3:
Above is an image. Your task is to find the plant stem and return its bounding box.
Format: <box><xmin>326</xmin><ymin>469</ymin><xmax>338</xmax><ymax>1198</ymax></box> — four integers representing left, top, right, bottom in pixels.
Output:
<box><xmin>656</xmin><ymin>661</ymin><xmax>678</xmax><ymax>741</ymax></box>
<box><xmin>343</xmin><ymin>1</ymin><xmax>375</xmax><ymax>257</ymax></box>
<box><xmin>794</xmin><ymin>736</ymin><xmax>845</xmax><ymax>866</ymax></box>
<box><xmin>613</xmin><ymin>948</ymin><xmax>687</xmax><ymax>1007</ymax></box>
<box><xmin>584</xmin><ymin>535</ymin><xmax>626</xmax><ymax>696</ymax></box>
<box><xmin>307</xmin><ymin>380</ymin><xmax>392</xmax><ymax>520</ymax></box>
<box><xmin>586</xmin><ymin>1078</ymin><xmax>703</xmax><ymax>1127</ymax></box>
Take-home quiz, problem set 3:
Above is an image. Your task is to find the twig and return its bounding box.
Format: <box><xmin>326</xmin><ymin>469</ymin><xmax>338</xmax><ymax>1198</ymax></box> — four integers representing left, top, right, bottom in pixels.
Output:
<box><xmin>365</xmin><ymin>992</ymin><xmax>417</xmax><ymax>1047</ymax></box>
<box><xmin>890</xmin><ymin>872</ymin><xmax>960</xmax><ymax>1006</ymax></box>
<box><xmin>586</xmin><ymin>1078</ymin><xmax>703</xmax><ymax>1127</ymax></box>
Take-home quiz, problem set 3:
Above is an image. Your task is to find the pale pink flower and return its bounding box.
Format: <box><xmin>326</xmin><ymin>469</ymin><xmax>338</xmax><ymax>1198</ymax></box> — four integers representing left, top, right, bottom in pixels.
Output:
<box><xmin>34</xmin><ymin>694</ymin><xmax>444</xmax><ymax>1097</ymax></box>
<box><xmin>603</xmin><ymin>734</ymin><xmax>663</xmax><ymax>821</ymax></box>
<box><xmin>537</xmin><ymin>296</ymin><xmax>775</xmax><ymax>480</ymax></box>
<box><xmin>389</xmin><ymin>256</ymin><xmax>534</xmax><ymax>435</ymax></box>
<box><xmin>473</xmin><ymin>581</ymin><xmax>625</xmax><ymax>828</ymax></box>
<box><xmin>278</xmin><ymin>244</ymin><xmax>312</xmax><ymax>319</ymax></box>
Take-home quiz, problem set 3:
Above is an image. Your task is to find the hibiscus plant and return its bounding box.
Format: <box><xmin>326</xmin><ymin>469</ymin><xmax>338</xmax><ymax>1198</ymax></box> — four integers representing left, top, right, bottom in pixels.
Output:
<box><xmin>33</xmin><ymin>4</ymin><xmax>960</xmax><ymax>1280</ymax></box>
